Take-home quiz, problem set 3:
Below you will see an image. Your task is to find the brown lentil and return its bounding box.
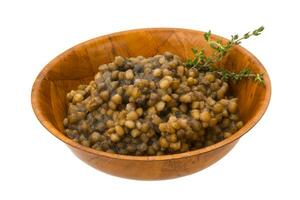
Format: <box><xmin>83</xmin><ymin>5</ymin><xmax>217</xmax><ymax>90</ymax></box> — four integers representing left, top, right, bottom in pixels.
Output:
<box><xmin>111</xmin><ymin>94</ymin><xmax>122</xmax><ymax>104</ymax></box>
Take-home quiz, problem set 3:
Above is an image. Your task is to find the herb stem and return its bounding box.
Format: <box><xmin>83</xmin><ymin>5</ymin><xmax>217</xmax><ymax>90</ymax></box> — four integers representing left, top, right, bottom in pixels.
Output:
<box><xmin>184</xmin><ymin>26</ymin><xmax>265</xmax><ymax>85</ymax></box>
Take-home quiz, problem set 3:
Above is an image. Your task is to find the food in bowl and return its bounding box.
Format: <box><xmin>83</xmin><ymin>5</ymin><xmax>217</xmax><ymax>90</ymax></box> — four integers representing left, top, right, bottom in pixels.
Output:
<box><xmin>63</xmin><ymin>52</ymin><xmax>243</xmax><ymax>155</ymax></box>
<box><xmin>62</xmin><ymin>26</ymin><xmax>265</xmax><ymax>156</ymax></box>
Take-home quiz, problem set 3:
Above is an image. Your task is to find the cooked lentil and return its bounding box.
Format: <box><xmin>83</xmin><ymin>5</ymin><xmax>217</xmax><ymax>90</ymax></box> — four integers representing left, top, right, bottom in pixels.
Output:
<box><xmin>63</xmin><ymin>52</ymin><xmax>243</xmax><ymax>156</ymax></box>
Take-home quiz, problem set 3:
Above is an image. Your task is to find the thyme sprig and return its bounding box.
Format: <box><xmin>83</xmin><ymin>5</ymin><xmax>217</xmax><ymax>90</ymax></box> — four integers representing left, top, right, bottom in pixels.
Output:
<box><xmin>185</xmin><ymin>26</ymin><xmax>265</xmax><ymax>85</ymax></box>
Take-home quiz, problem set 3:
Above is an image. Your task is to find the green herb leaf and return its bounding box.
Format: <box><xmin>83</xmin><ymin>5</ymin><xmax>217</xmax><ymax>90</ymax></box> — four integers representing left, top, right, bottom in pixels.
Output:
<box><xmin>184</xmin><ymin>26</ymin><xmax>265</xmax><ymax>85</ymax></box>
<box><xmin>204</xmin><ymin>30</ymin><xmax>211</xmax><ymax>41</ymax></box>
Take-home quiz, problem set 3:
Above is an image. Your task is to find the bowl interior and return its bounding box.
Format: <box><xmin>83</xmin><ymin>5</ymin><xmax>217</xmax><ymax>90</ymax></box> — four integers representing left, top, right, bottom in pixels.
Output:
<box><xmin>32</xmin><ymin>28</ymin><xmax>270</xmax><ymax>153</ymax></box>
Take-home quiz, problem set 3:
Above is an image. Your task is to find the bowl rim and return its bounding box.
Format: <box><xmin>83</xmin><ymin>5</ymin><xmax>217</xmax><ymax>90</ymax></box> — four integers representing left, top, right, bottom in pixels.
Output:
<box><xmin>31</xmin><ymin>27</ymin><xmax>271</xmax><ymax>161</ymax></box>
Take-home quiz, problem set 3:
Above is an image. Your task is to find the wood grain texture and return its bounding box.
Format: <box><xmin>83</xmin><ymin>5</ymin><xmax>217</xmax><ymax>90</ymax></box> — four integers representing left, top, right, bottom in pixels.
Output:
<box><xmin>31</xmin><ymin>28</ymin><xmax>271</xmax><ymax>180</ymax></box>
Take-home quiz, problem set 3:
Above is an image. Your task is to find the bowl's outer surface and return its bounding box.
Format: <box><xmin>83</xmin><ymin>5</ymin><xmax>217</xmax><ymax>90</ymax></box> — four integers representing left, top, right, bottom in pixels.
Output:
<box><xmin>69</xmin><ymin>140</ymin><xmax>238</xmax><ymax>180</ymax></box>
<box><xmin>31</xmin><ymin>28</ymin><xmax>271</xmax><ymax>180</ymax></box>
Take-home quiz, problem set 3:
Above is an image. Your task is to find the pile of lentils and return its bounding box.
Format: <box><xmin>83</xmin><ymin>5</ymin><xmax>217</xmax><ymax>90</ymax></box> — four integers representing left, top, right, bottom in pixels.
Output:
<box><xmin>63</xmin><ymin>52</ymin><xmax>243</xmax><ymax>156</ymax></box>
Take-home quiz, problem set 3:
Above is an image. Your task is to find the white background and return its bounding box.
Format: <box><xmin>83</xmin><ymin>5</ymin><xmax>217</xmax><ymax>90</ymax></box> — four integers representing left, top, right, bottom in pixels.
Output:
<box><xmin>0</xmin><ymin>0</ymin><xmax>299</xmax><ymax>199</ymax></box>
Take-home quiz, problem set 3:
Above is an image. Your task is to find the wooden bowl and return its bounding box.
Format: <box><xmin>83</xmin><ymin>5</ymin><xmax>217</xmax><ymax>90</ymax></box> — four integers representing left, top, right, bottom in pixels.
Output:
<box><xmin>31</xmin><ymin>28</ymin><xmax>271</xmax><ymax>180</ymax></box>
